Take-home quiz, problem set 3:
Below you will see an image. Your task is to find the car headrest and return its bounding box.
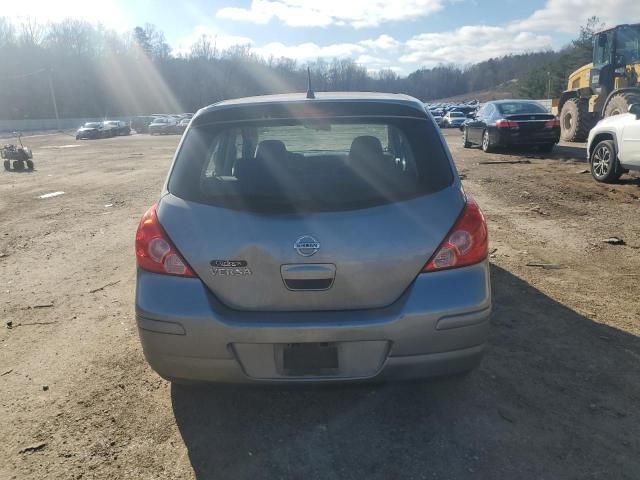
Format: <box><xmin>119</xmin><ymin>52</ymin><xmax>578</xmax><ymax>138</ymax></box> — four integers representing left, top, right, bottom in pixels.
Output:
<box><xmin>349</xmin><ymin>136</ymin><xmax>384</xmax><ymax>164</ymax></box>
<box><xmin>255</xmin><ymin>140</ymin><xmax>287</xmax><ymax>163</ymax></box>
<box><xmin>234</xmin><ymin>140</ymin><xmax>288</xmax><ymax>182</ymax></box>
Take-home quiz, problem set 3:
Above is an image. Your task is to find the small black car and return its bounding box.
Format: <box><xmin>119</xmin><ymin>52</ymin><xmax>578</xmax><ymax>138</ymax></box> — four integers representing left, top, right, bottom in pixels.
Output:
<box><xmin>462</xmin><ymin>100</ymin><xmax>560</xmax><ymax>153</ymax></box>
<box><xmin>76</xmin><ymin>122</ymin><xmax>110</xmax><ymax>140</ymax></box>
<box><xmin>148</xmin><ymin>117</ymin><xmax>178</xmax><ymax>135</ymax></box>
<box><xmin>131</xmin><ymin>116</ymin><xmax>155</xmax><ymax>134</ymax></box>
<box><xmin>104</xmin><ymin>120</ymin><xmax>131</xmax><ymax>136</ymax></box>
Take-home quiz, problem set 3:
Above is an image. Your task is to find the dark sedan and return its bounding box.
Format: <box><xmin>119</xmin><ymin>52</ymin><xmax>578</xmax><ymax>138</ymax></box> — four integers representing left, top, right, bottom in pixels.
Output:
<box><xmin>131</xmin><ymin>116</ymin><xmax>155</xmax><ymax>133</ymax></box>
<box><xmin>76</xmin><ymin>122</ymin><xmax>110</xmax><ymax>140</ymax></box>
<box><xmin>104</xmin><ymin>120</ymin><xmax>131</xmax><ymax>136</ymax></box>
<box><xmin>148</xmin><ymin>117</ymin><xmax>178</xmax><ymax>135</ymax></box>
<box><xmin>462</xmin><ymin>100</ymin><xmax>560</xmax><ymax>153</ymax></box>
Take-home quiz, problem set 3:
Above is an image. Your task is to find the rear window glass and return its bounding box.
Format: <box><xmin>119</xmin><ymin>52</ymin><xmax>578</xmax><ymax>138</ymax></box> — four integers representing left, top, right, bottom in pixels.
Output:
<box><xmin>449</xmin><ymin>112</ymin><xmax>464</xmax><ymax>117</ymax></box>
<box><xmin>168</xmin><ymin>117</ymin><xmax>453</xmax><ymax>213</ymax></box>
<box><xmin>497</xmin><ymin>102</ymin><xmax>547</xmax><ymax>115</ymax></box>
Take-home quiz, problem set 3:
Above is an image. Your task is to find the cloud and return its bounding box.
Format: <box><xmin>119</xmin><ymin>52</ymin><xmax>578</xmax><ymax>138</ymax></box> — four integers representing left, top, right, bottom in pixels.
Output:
<box><xmin>509</xmin><ymin>0</ymin><xmax>640</xmax><ymax>33</ymax></box>
<box><xmin>2</xmin><ymin>0</ymin><xmax>131</xmax><ymax>32</ymax></box>
<box><xmin>359</xmin><ymin>35</ymin><xmax>401</xmax><ymax>51</ymax></box>
<box><xmin>217</xmin><ymin>0</ymin><xmax>445</xmax><ymax>28</ymax></box>
<box><xmin>172</xmin><ymin>23</ymin><xmax>553</xmax><ymax>74</ymax></box>
<box><xmin>356</xmin><ymin>54</ymin><xmax>387</xmax><ymax>65</ymax></box>
<box><xmin>254</xmin><ymin>41</ymin><xmax>365</xmax><ymax>61</ymax></box>
<box><xmin>401</xmin><ymin>25</ymin><xmax>553</xmax><ymax>67</ymax></box>
<box><xmin>210</xmin><ymin>0</ymin><xmax>640</xmax><ymax>72</ymax></box>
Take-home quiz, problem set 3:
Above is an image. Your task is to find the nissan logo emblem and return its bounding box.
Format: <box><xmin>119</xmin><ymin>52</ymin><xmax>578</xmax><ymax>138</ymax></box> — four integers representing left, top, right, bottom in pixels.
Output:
<box><xmin>294</xmin><ymin>235</ymin><xmax>320</xmax><ymax>257</ymax></box>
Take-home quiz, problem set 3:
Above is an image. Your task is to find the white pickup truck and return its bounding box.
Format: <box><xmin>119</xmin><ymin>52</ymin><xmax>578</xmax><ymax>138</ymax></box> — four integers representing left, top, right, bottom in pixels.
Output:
<box><xmin>587</xmin><ymin>104</ymin><xmax>640</xmax><ymax>183</ymax></box>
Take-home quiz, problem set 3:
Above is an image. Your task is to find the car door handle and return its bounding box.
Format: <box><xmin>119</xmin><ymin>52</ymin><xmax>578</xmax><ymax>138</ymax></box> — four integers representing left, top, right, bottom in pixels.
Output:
<box><xmin>281</xmin><ymin>264</ymin><xmax>336</xmax><ymax>280</ymax></box>
<box><xmin>281</xmin><ymin>264</ymin><xmax>336</xmax><ymax>291</ymax></box>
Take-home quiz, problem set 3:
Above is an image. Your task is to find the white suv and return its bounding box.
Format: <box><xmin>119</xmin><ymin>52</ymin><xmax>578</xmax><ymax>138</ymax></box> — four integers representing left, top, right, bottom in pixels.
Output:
<box><xmin>587</xmin><ymin>104</ymin><xmax>640</xmax><ymax>183</ymax></box>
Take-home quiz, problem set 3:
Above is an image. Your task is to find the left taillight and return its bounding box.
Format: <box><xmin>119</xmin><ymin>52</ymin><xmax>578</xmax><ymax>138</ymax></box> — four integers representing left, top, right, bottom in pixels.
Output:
<box><xmin>495</xmin><ymin>119</ymin><xmax>519</xmax><ymax>129</ymax></box>
<box><xmin>422</xmin><ymin>197</ymin><xmax>489</xmax><ymax>272</ymax></box>
<box><xmin>135</xmin><ymin>204</ymin><xmax>196</xmax><ymax>277</ymax></box>
<box><xmin>544</xmin><ymin>118</ymin><xmax>560</xmax><ymax>128</ymax></box>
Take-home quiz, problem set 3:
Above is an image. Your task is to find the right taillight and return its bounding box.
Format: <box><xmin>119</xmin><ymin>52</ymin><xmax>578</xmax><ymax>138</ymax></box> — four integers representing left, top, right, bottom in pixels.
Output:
<box><xmin>135</xmin><ymin>203</ymin><xmax>196</xmax><ymax>277</ymax></box>
<box><xmin>422</xmin><ymin>197</ymin><xmax>488</xmax><ymax>272</ymax></box>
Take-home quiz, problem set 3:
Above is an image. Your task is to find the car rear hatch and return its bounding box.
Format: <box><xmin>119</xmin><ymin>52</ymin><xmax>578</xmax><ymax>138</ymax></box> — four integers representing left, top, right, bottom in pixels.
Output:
<box><xmin>158</xmin><ymin>189</ymin><xmax>463</xmax><ymax>311</ymax></box>
<box><xmin>161</xmin><ymin>98</ymin><xmax>461</xmax><ymax>311</ymax></box>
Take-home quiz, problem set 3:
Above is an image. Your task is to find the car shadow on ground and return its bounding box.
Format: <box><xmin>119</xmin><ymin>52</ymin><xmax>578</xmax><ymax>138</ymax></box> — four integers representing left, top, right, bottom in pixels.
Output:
<box><xmin>473</xmin><ymin>144</ymin><xmax>588</xmax><ymax>163</ymax></box>
<box><xmin>171</xmin><ymin>266</ymin><xmax>640</xmax><ymax>480</ymax></box>
<box><xmin>616</xmin><ymin>176</ymin><xmax>640</xmax><ymax>186</ymax></box>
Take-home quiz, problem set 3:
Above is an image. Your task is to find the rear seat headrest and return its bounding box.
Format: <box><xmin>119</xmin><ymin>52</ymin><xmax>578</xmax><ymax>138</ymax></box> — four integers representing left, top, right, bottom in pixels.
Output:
<box><xmin>255</xmin><ymin>140</ymin><xmax>287</xmax><ymax>162</ymax></box>
<box><xmin>349</xmin><ymin>136</ymin><xmax>384</xmax><ymax>162</ymax></box>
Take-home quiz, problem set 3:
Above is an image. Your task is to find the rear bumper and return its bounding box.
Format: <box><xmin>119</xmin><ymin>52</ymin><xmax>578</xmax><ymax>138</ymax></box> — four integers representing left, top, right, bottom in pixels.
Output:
<box><xmin>135</xmin><ymin>262</ymin><xmax>492</xmax><ymax>383</ymax></box>
<box><xmin>76</xmin><ymin>131</ymin><xmax>98</xmax><ymax>139</ymax></box>
<box><xmin>494</xmin><ymin>128</ymin><xmax>560</xmax><ymax>146</ymax></box>
<box><xmin>140</xmin><ymin>343</ymin><xmax>486</xmax><ymax>384</ymax></box>
<box><xmin>149</xmin><ymin>127</ymin><xmax>169</xmax><ymax>134</ymax></box>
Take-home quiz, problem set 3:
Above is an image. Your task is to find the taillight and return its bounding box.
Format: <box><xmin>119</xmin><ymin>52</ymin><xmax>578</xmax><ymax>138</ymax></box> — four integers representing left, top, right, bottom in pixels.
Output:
<box><xmin>495</xmin><ymin>119</ymin><xmax>519</xmax><ymax>129</ymax></box>
<box><xmin>544</xmin><ymin>118</ymin><xmax>560</xmax><ymax>127</ymax></box>
<box><xmin>422</xmin><ymin>197</ymin><xmax>488</xmax><ymax>272</ymax></box>
<box><xmin>135</xmin><ymin>204</ymin><xmax>196</xmax><ymax>277</ymax></box>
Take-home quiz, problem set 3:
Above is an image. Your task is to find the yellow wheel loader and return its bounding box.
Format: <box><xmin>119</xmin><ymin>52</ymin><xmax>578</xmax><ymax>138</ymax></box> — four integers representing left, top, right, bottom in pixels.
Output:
<box><xmin>557</xmin><ymin>23</ymin><xmax>640</xmax><ymax>142</ymax></box>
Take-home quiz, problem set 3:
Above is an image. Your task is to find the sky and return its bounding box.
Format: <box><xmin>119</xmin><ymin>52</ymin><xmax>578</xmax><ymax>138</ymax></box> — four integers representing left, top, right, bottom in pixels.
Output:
<box><xmin>5</xmin><ymin>0</ymin><xmax>640</xmax><ymax>74</ymax></box>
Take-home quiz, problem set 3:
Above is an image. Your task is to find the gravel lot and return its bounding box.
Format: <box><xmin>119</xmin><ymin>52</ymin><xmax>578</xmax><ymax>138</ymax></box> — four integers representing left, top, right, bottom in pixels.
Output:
<box><xmin>1</xmin><ymin>129</ymin><xmax>639</xmax><ymax>479</ymax></box>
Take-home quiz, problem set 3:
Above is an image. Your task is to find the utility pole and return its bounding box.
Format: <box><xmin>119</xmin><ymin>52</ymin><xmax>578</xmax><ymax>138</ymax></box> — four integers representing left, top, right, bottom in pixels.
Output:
<box><xmin>547</xmin><ymin>71</ymin><xmax>551</xmax><ymax>100</ymax></box>
<box><xmin>47</xmin><ymin>68</ymin><xmax>61</xmax><ymax>131</ymax></box>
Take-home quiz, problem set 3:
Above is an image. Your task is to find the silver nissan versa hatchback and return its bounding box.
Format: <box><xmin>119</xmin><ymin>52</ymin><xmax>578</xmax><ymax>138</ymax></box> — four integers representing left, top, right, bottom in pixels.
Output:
<box><xmin>135</xmin><ymin>92</ymin><xmax>491</xmax><ymax>383</ymax></box>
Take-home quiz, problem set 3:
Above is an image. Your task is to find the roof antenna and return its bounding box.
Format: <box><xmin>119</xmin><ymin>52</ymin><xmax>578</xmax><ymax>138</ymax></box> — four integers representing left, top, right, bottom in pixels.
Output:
<box><xmin>306</xmin><ymin>67</ymin><xmax>315</xmax><ymax>99</ymax></box>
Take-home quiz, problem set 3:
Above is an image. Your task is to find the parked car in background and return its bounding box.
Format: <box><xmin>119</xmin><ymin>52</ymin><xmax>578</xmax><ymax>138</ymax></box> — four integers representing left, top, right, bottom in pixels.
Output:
<box><xmin>428</xmin><ymin>108</ymin><xmax>444</xmax><ymax>126</ymax></box>
<box><xmin>131</xmin><ymin>116</ymin><xmax>155</xmax><ymax>133</ymax></box>
<box><xmin>587</xmin><ymin>104</ymin><xmax>640</xmax><ymax>183</ymax></box>
<box><xmin>450</xmin><ymin>105</ymin><xmax>478</xmax><ymax>118</ymax></box>
<box><xmin>175</xmin><ymin>117</ymin><xmax>191</xmax><ymax>134</ymax></box>
<box><xmin>462</xmin><ymin>100</ymin><xmax>560</xmax><ymax>153</ymax></box>
<box><xmin>104</xmin><ymin>120</ymin><xmax>131</xmax><ymax>136</ymax></box>
<box><xmin>148</xmin><ymin>117</ymin><xmax>178</xmax><ymax>135</ymax></box>
<box><xmin>76</xmin><ymin>122</ymin><xmax>110</xmax><ymax>140</ymax></box>
<box><xmin>442</xmin><ymin>111</ymin><xmax>467</xmax><ymax>128</ymax></box>
<box><xmin>135</xmin><ymin>92</ymin><xmax>491</xmax><ymax>384</ymax></box>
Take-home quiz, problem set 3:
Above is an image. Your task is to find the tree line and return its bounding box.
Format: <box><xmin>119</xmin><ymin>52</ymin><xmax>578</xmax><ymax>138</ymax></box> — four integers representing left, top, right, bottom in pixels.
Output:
<box><xmin>0</xmin><ymin>17</ymin><xmax>598</xmax><ymax>120</ymax></box>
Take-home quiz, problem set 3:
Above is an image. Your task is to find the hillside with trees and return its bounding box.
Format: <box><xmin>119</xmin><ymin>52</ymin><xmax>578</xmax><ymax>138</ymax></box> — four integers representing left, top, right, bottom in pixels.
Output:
<box><xmin>0</xmin><ymin>17</ymin><xmax>600</xmax><ymax>120</ymax></box>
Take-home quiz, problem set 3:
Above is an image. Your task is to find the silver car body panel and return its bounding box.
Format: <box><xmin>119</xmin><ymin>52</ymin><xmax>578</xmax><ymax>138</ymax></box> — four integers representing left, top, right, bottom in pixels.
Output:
<box><xmin>136</xmin><ymin>92</ymin><xmax>490</xmax><ymax>383</ymax></box>
<box><xmin>136</xmin><ymin>260</ymin><xmax>491</xmax><ymax>382</ymax></box>
<box><xmin>157</xmin><ymin>186</ymin><xmax>465</xmax><ymax>311</ymax></box>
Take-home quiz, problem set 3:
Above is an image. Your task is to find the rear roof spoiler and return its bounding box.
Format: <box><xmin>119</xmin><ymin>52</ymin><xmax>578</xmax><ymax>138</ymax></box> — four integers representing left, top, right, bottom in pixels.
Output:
<box><xmin>192</xmin><ymin>100</ymin><xmax>429</xmax><ymax>126</ymax></box>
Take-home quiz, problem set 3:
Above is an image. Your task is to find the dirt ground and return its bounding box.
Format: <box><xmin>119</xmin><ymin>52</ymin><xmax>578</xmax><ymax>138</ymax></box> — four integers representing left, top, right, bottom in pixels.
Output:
<box><xmin>1</xmin><ymin>129</ymin><xmax>639</xmax><ymax>480</ymax></box>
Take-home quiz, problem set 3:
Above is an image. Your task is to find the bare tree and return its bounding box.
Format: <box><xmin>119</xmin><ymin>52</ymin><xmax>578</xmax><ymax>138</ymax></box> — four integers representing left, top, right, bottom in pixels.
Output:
<box><xmin>46</xmin><ymin>19</ymin><xmax>98</xmax><ymax>56</ymax></box>
<box><xmin>0</xmin><ymin>17</ymin><xmax>15</xmax><ymax>47</ymax></box>
<box><xmin>190</xmin><ymin>35</ymin><xmax>217</xmax><ymax>60</ymax></box>
<box><xmin>19</xmin><ymin>17</ymin><xmax>44</xmax><ymax>46</ymax></box>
